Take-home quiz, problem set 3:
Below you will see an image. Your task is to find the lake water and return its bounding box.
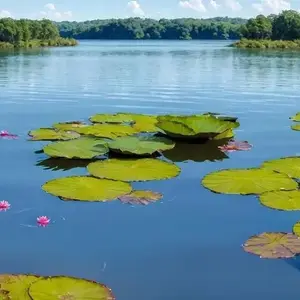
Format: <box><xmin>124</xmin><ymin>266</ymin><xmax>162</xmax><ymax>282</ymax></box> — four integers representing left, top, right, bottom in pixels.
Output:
<box><xmin>1</xmin><ymin>40</ymin><xmax>300</xmax><ymax>299</ymax></box>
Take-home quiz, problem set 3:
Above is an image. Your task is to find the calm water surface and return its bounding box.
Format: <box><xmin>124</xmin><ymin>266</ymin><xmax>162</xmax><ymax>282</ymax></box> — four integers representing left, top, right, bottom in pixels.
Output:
<box><xmin>1</xmin><ymin>40</ymin><xmax>300</xmax><ymax>299</ymax></box>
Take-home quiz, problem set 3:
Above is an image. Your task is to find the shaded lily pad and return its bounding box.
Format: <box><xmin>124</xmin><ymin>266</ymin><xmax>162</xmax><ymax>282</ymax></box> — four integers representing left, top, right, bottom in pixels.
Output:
<box><xmin>293</xmin><ymin>221</ymin><xmax>300</xmax><ymax>237</ymax></box>
<box><xmin>43</xmin><ymin>137</ymin><xmax>108</xmax><ymax>159</ymax></box>
<box><xmin>291</xmin><ymin>124</ymin><xmax>300</xmax><ymax>131</ymax></box>
<box><xmin>87</xmin><ymin>158</ymin><xmax>180</xmax><ymax>182</ymax></box>
<box><xmin>259</xmin><ymin>190</ymin><xmax>300</xmax><ymax>211</ymax></box>
<box><xmin>0</xmin><ymin>274</ymin><xmax>40</xmax><ymax>299</ymax></box>
<box><xmin>109</xmin><ymin>136</ymin><xmax>175</xmax><ymax>156</ymax></box>
<box><xmin>28</xmin><ymin>128</ymin><xmax>80</xmax><ymax>141</ymax></box>
<box><xmin>53</xmin><ymin>121</ymin><xmax>88</xmax><ymax>131</ymax></box>
<box><xmin>212</xmin><ymin>129</ymin><xmax>234</xmax><ymax>140</ymax></box>
<box><xmin>42</xmin><ymin>176</ymin><xmax>132</xmax><ymax>201</ymax></box>
<box><xmin>119</xmin><ymin>190</ymin><xmax>163</xmax><ymax>205</ymax></box>
<box><xmin>243</xmin><ymin>232</ymin><xmax>300</xmax><ymax>259</ymax></box>
<box><xmin>74</xmin><ymin>124</ymin><xmax>137</xmax><ymax>139</ymax></box>
<box><xmin>89</xmin><ymin>113</ymin><xmax>134</xmax><ymax>124</ymax></box>
<box><xmin>36</xmin><ymin>158</ymin><xmax>91</xmax><ymax>171</ymax></box>
<box><xmin>290</xmin><ymin>113</ymin><xmax>300</xmax><ymax>122</ymax></box>
<box><xmin>156</xmin><ymin>115</ymin><xmax>238</xmax><ymax>139</ymax></box>
<box><xmin>202</xmin><ymin>168</ymin><xmax>297</xmax><ymax>195</ymax></box>
<box><xmin>29</xmin><ymin>276</ymin><xmax>114</xmax><ymax>300</ymax></box>
<box><xmin>262</xmin><ymin>157</ymin><xmax>300</xmax><ymax>178</ymax></box>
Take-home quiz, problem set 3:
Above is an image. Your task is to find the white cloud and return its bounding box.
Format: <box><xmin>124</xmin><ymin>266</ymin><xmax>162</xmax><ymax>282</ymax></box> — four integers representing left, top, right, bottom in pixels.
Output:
<box><xmin>225</xmin><ymin>0</ymin><xmax>242</xmax><ymax>11</ymax></box>
<box><xmin>209</xmin><ymin>0</ymin><xmax>220</xmax><ymax>9</ymax></box>
<box><xmin>179</xmin><ymin>0</ymin><xmax>207</xmax><ymax>12</ymax></box>
<box><xmin>0</xmin><ymin>10</ymin><xmax>12</xmax><ymax>18</ymax></box>
<box><xmin>44</xmin><ymin>3</ymin><xmax>56</xmax><ymax>11</ymax></box>
<box><xmin>252</xmin><ymin>0</ymin><xmax>291</xmax><ymax>14</ymax></box>
<box><xmin>127</xmin><ymin>1</ymin><xmax>145</xmax><ymax>16</ymax></box>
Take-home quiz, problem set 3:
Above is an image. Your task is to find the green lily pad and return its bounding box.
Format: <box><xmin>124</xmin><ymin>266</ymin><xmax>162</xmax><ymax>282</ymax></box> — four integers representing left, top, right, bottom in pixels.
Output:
<box><xmin>243</xmin><ymin>232</ymin><xmax>300</xmax><ymax>259</ymax></box>
<box><xmin>262</xmin><ymin>157</ymin><xmax>300</xmax><ymax>178</ymax></box>
<box><xmin>0</xmin><ymin>274</ymin><xmax>40</xmax><ymax>300</ymax></box>
<box><xmin>293</xmin><ymin>221</ymin><xmax>300</xmax><ymax>237</ymax></box>
<box><xmin>42</xmin><ymin>176</ymin><xmax>132</xmax><ymax>201</ymax></box>
<box><xmin>290</xmin><ymin>113</ymin><xmax>300</xmax><ymax>122</ymax></box>
<box><xmin>53</xmin><ymin>121</ymin><xmax>88</xmax><ymax>131</ymax></box>
<box><xmin>122</xmin><ymin>113</ymin><xmax>159</xmax><ymax>133</ymax></box>
<box><xmin>28</xmin><ymin>128</ymin><xmax>80</xmax><ymax>141</ymax></box>
<box><xmin>87</xmin><ymin>158</ymin><xmax>180</xmax><ymax>182</ymax></box>
<box><xmin>119</xmin><ymin>190</ymin><xmax>163</xmax><ymax>205</ymax></box>
<box><xmin>212</xmin><ymin>129</ymin><xmax>234</xmax><ymax>140</ymax></box>
<box><xmin>28</xmin><ymin>276</ymin><xmax>114</xmax><ymax>300</ymax></box>
<box><xmin>202</xmin><ymin>168</ymin><xmax>297</xmax><ymax>195</ymax></box>
<box><xmin>90</xmin><ymin>113</ymin><xmax>134</xmax><ymax>124</ymax></box>
<box><xmin>156</xmin><ymin>115</ymin><xmax>238</xmax><ymax>139</ymax></box>
<box><xmin>74</xmin><ymin>124</ymin><xmax>137</xmax><ymax>139</ymax></box>
<box><xmin>291</xmin><ymin>124</ymin><xmax>300</xmax><ymax>131</ymax></box>
<box><xmin>259</xmin><ymin>190</ymin><xmax>300</xmax><ymax>211</ymax></box>
<box><xmin>43</xmin><ymin>137</ymin><xmax>108</xmax><ymax>159</ymax></box>
<box><xmin>109</xmin><ymin>136</ymin><xmax>175</xmax><ymax>155</ymax></box>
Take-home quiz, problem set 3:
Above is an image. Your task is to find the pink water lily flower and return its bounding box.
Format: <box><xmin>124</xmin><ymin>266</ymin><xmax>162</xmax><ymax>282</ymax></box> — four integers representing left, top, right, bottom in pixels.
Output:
<box><xmin>0</xmin><ymin>201</ymin><xmax>10</xmax><ymax>211</ymax></box>
<box><xmin>218</xmin><ymin>140</ymin><xmax>252</xmax><ymax>153</ymax></box>
<box><xmin>0</xmin><ymin>130</ymin><xmax>18</xmax><ymax>139</ymax></box>
<box><xmin>37</xmin><ymin>216</ymin><xmax>50</xmax><ymax>227</ymax></box>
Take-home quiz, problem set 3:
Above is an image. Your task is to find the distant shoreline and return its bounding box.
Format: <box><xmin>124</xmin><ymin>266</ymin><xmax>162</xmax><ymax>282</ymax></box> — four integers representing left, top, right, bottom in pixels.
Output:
<box><xmin>231</xmin><ymin>39</ymin><xmax>300</xmax><ymax>50</ymax></box>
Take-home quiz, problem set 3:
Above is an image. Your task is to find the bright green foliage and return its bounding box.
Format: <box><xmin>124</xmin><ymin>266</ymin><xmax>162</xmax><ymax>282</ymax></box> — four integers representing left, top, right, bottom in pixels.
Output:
<box><xmin>261</xmin><ymin>157</ymin><xmax>300</xmax><ymax>178</ymax></box>
<box><xmin>87</xmin><ymin>158</ymin><xmax>181</xmax><ymax>181</ymax></box>
<box><xmin>42</xmin><ymin>176</ymin><xmax>132</xmax><ymax>201</ymax></box>
<box><xmin>28</xmin><ymin>128</ymin><xmax>80</xmax><ymax>141</ymax></box>
<box><xmin>241</xmin><ymin>15</ymin><xmax>272</xmax><ymax>39</ymax></box>
<box><xmin>290</xmin><ymin>113</ymin><xmax>300</xmax><ymax>121</ymax></box>
<box><xmin>53</xmin><ymin>121</ymin><xmax>88</xmax><ymax>131</ymax></box>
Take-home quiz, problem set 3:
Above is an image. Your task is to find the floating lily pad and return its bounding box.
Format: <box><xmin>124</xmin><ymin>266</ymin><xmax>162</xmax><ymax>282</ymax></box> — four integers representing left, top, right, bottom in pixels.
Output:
<box><xmin>290</xmin><ymin>113</ymin><xmax>300</xmax><ymax>122</ymax></box>
<box><xmin>213</xmin><ymin>129</ymin><xmax>234</xmax><ymax>140</ymax></box>
<box><xmin>262</xmin><ymin>157</ymin><xmax>300</xmax><ymax>178</ymax></box>
<box><xmin>259</xmin><ymin>190</ymin><xmax>300</xmax><ymax>211</ymax></box>
<box><xmin>123</xmin><ymin>113</ymin><xmax>159</xmax><ymax>133</ymax></box>
<box><xmin>89</xmin><ymin>113</ymin><xmax>134</xmax><ymax>124</ymax></box>
<box><xmin>156</xmin><ymin>115</ymin><xmax>238</xmax><ymax>139</ymax></box>
<box><xmin>74</xmin><ymin>124</ymin><xmax>137</xmax><ymax>139</ymax></box>
<box><xmin>243</xmin><ymin>232</ymin><xmax>300</xmax><ymax>259</ymax></box>
<box><xmin>119</xmin><ymin>190</ymin><xmax>163</xmax><ymax>205</ymax></box>
<box><xmin>53</xmin><ymin>121</ymin><xmax>88</xmax><ymax>131</ymax></box>
<box><xmin>293</xmin><ymin>221</ymin><xmax>300</xmax><ymax>237</ymax></box>
<box><xmin>43</xmin><ymin>137</ymin><xmax>108</xmax><ymax>159</ymax></box>
<box><xmin>87</xmin><ymin>158</ymin><xmax>180</xmax><ymax>182</ymax></box>
<box><xmin>109</xmin><ymin>136</ymin><xmax>175</xmax><ymax>156</ymax></box>
<box><xmin>202</xmin><ymin>168</ymin><xmax>297</xmax><ymax>195</ymax></box>
<box><xmin>42</xmin><ymin>176</ymin><xmax>132</xmax><ymax>201</ymax></box>
<box><xmin>28</xmin><ymin>276</ymin><xmax>114</xmax><ymax>300</ymax></box>
<box><xmin>28</xmin><ymin>128</ymin><xmax>80</xmax><ymax>141</ymax></box>
<box><xmin>0</xmin><ymin>274</ymin><xmax>40</xmax><ymax>299</ymax></box>
<box><xmin>291</xmin><ymin>124</ymin><xmax>300</xmax><ymax>131</ymax></box>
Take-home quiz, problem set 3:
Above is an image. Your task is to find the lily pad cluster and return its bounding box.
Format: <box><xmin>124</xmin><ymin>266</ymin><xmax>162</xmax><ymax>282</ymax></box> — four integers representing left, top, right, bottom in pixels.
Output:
<box><xmin>0</xmin><ymin>274</ymin><xmax>114</xmax><ymax>299</ymax></box>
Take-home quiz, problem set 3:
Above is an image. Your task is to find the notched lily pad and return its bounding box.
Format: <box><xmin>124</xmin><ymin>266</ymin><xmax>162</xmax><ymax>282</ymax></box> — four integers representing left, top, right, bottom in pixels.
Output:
<box><xmin>290</xmin><ymin>113</ymin><xmax>300</xmax><ymax>122</ymax></box>
<box><xmin>119</xmin><ymin>190</ymin><xmax>163</xmax><ymax>205</ymax></box>
<box><xmin>28</xmin><ymin>128</ymin><xmax>80</xmax><ymax>141</ymax></box>
<box><xmin>243</xmin><ymin>232</ymin><xmax>300</xmax><ymax>259</ymax></box>
<box><xmin>259</xmin><ymin>190</ymin><xmax>300</xmax><ymax>211</ymax></box>
<box><xmin>53</xmin><ymin>121</ymin><xmax>88</xmax><ymax>131</ymax></box>
<box><xmin>28</xmin><ymin>276</ymin><xmax>114</xmax><ymax>300</ymax></box>
<box><xmin>109</xmin><ymin>136</ymin><xmax>175</xmax><ymax>156</ymax></box>
<box><xmin>43</xmin><ymin>137</ymin><xmax>108</xmax><ymax>159</ymax></box>
<box><xmin>42</xmin><ymin>176</ymin><xmax>132</xmax><ymax>201</ymax></box>
<box><xmin>262</xmin><ymin>157</ymin><xmax>300</xmax><ymax>179</ymax></box>
<box><xmin>87</xmin><ymin>158</ymin><xmax>181</xmax><ymax>182</ymax></box>
<box><xmin>202</xmin><ymin>168</ymin><xmax>297</xmax><ymax>195</ymax></box>
<box><xmin>0</xmin><ymin>274</ymin><xmax>40</xmax><ymax>300</ymax></box>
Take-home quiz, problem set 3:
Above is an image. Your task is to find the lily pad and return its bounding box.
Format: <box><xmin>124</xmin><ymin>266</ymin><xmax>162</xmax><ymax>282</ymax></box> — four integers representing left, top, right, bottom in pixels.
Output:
<box><xmin>262</xmin><ymin>157</ymin><xmax>300</xmax><ymax>178</ymax></box>
<box><xmin>109</xmin><ymin>136</ymin><xmax>175</xmax><ymax>155</ymax></box>
<box><xmin>0</xmin><ymin>274</ymin><xmax>40</xmax><ymax>299</ymax></box>
<box><xmin>87</xmin><ymin>158</ymin><xmax>180</xmax><ymax>182</ymax></box>
<box><xmin>293</xmin><ymin>221</ymin><xmax>300</xmax><ymax>237</ymax></box>
<box><xmin>243</xmin><ymin>232</ymin><xmax>300</xmax><ymax>259</ymax></box>
<box><xmin>28</xmin><ymin>128</ymin><xmax>80</xmax><ymax>141</ymax></box>
<box><xmin>74</xmin><ymin>124</ymin><xmax>137</xmax><ymax>139</ymax></box>
<box><xmin>156</xmin><ymin>115</ymin><xmax>238</xmax><ymax>139</ymax></box>
<box><xmin>53</xmin><ymin>121</ymin><xmax>88</xmax><ymax>131</ymax></box>
<box><xmin>291</xmin><ymin>124</ymin><xmax>300</xmax><ymax>131</ymax></box>
<box><xmin>43</xmin><ymin>138</ymin><xmax>108</xmax><ymax>159</ymax></box>
<box><xmin>290</xmin><ymin>113</ymin><xmax>300</xmax><ymax>122</ymax></box>
<box><xmin>42</xmin><ymin>176</ymin><xmax>132</xmax><ymax>201</ymax></box>
<box><xmin>213</xmin><ymin>129</ymin><xmax>234</xmax><ymax>140</ymax></box>
<box><xmin>89</xmin><ymin>113</ymin><xmax>134</xmax><ymax>124</ymax></box>
<box><xmin>122</xmin><ymin>113</ymin><xmax>159</xmax><ymax>133</ymax></box>
<box><xmin>119</xmin><ymin>190</ymin><xmax>163</xmax><ymax>205</ymax></box>
<box><xmin>28</xmin><ymin>276</ymin><xmax>114</xmax><ymax>300</ymax></box>
<box><xmin>259</xmin><ymin>190</ymin><xmax>300</xmax><ymax>211</ymax></box>
<box><xmin>202</xmin><ymin>168</ymin><xmax>297</xmax><ymax>195</ymax></box>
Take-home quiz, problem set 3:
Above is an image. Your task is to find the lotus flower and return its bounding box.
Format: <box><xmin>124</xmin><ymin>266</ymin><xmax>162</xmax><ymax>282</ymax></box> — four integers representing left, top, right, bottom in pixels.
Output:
<box><xmin>218</xmin><ymin>140</ymin><xmax>252</xmax><ymax>153</ymax></box>
<box><xmin>37</xmin><ymin>216</ymin><xmax>50</xmax><ymax>227</ymax></box>
<box><xmin>0</xmin><ymin>130</ymin><xmax>18</xmax><ymax>139</ymax></box>
<box><xmin>0</xmin><ymin>201</ymin><xmax>10</xmax><ymax>211</ymax></box>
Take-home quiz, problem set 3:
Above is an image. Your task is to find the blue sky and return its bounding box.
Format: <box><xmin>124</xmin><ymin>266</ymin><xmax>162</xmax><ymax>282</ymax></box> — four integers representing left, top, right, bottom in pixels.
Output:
<box><xmin>0</xmin><ymin>0</ymin><xmax>299</xmax><ymax>21</ymax></box>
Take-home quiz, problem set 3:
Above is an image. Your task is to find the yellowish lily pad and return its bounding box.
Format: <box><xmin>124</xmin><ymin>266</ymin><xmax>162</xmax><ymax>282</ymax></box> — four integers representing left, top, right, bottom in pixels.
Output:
<box><xmin>262</xmin><ymin>157</ymin><xmax>300</xmax><ymax>178</ymax></box>
<box><xmin>28</xmin><ymin>128</ymin><xmax>80</xmax><ymax>141</ymax></box>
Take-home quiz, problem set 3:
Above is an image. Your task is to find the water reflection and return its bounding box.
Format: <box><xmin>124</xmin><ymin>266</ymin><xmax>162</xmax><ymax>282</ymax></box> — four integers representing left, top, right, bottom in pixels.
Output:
<box><xmin>36</xmin><ymin>157</ymin><xmax>93</xmax><ymax>171</ymax></box>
